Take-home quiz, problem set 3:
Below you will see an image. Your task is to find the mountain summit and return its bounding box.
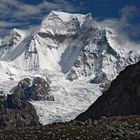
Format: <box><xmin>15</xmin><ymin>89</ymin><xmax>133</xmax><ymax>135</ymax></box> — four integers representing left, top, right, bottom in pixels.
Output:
<box><xmin>0</xmin><ymin>11</ymin><xmax>139</xmax><ymax>82</ymax></box>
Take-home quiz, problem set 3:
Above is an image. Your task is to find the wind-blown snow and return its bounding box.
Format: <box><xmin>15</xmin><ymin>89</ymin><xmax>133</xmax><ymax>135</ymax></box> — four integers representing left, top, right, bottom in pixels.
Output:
<box><xmin>0</xmin><ymin>11</ymin><xmax>140</xmax><ymax>125</ymax></box>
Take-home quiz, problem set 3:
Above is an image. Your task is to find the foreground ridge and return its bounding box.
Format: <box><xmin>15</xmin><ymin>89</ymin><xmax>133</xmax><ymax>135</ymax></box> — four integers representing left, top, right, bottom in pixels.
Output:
<box><xmin>0</xmin><ymin>115</ymin><xmax>140</xmax><ymax>140</ymax></box>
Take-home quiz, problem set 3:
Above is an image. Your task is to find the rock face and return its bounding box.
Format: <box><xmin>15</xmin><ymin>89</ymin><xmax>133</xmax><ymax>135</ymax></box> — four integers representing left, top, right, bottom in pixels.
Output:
<box><xmin>14</xmin><ymin>77</ymin><xmax>54</xmax><ymax>101</ymax></box>
<box><xmin>0</xmin><ymin>93</ymin><xmax>41</xmax><ymax>129</ymax></box>
<box><xmin>76</xmin><ymin>61</ymin><xmax>140</xmax><ymax>121</ymax></box>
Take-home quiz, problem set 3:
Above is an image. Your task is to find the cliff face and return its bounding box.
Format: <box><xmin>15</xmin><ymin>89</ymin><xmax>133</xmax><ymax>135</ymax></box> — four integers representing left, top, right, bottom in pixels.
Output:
<box><xmin>76</xmin><ymin>61</ymin><xmax>140</xmax><ymax>121</ymax></box>
<box><xmin>0</xmin><ymin>93</ymin><xmax>41</xmax><ymax>129</ymax></box>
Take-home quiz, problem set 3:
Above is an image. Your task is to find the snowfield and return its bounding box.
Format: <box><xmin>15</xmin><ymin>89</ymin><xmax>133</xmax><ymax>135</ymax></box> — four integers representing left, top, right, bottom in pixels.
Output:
<box><xmin>0</xmin><ymin>71</ymin><xmax>101</xmax><ymax>125</ymax></box>
<box><xmin>31</xmin><ymin>71</ymin><xmax>101</xmax><ymax>125</ymax></box>
<box><xmin>0</xmin><ymin>11</ymin><xmax>140</xmax><ymax>125</ymax></box>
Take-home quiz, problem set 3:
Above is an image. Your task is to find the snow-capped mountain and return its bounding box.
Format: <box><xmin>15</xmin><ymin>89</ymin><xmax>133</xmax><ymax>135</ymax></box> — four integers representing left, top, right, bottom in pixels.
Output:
<box><xmin>0</xmin><ymin>11</ymin><xmax>140</xmax><ymax>125</ymax></box>
<box><xmin>0</xmin><ymin>11</ymin><xmax>139</xmax><ymax>82</ymax></box>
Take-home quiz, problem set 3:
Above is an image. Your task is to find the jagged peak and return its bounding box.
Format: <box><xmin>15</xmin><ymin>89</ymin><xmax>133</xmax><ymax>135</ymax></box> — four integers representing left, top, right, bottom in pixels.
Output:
<box><xmin>10</xmin><ymin>28</ymin><xmax>26</xmax><ymax>37</ymax></box>
<box><xmin>42</xmin><ymin>11</ymin><xmax>92</xmax><ymax>24</ymax></box>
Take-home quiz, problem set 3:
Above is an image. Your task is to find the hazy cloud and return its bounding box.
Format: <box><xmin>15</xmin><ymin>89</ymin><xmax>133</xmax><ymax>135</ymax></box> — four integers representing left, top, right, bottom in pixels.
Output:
<box><xmin>0</xmin><ymin>21</ymin><xmax>16</xmax><ymax>28</ymax></box>
<box><xmin>99</xmin><ymin>6</ymin><xmax>137</xmax><ymax>30</ymax></box>
<box><xmin>98</xmin><ymin>5</ymin><xmax>140</xmax><ymax>43</ymax></box>
<box><xmin>0</xmin><ymin>0</ymin><xmax>79</xmax><ymax>36</ymax></box>
<box><xmin>119</xmin><ymin>5</ymin><xmax>137</xmax><ymax>31</ymax></box>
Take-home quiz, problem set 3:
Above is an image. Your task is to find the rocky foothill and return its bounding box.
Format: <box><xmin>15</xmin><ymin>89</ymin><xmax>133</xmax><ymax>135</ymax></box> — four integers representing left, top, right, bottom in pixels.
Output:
<box><xmin>0</xmin><ymin>115</ymin><xmax>140</xmax><ymax>140</ymax></box>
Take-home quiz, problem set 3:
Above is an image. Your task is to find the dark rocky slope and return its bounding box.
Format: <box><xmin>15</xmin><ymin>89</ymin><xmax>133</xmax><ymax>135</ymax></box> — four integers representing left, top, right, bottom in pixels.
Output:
<box><xmin>76</xmin><ymin>61</ymin><xmax>140</xmax><ymax>121</ymax></box>
<box><xmin>0</xmin><ymin>93</ymin><xmax>41</xmax><ymax>129</ymax></box>
<box><xmin>0</xmin><ymin>115</ymin><xmax>140</xmax><ymax>140</ymax></box>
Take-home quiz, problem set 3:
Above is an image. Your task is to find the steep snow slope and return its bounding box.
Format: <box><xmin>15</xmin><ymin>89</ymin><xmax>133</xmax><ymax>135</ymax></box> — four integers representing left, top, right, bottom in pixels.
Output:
<box><xmin>0</xmin><ymin>11</ymin><xmax>140</xmax><ymax>124</ymax></box>
<box><xmin>67</xmin><ymin>27</ymin><xmax>140</xmax><ymax>83</ymax></box>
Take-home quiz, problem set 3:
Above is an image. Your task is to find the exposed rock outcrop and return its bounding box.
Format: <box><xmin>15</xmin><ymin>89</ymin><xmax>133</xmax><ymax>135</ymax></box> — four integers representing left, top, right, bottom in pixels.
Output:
<box><xmin>0</xmin><ymin>77</ymin><xmax>55</xmax><ymax>129</ymax></box>
<box><xmin>0</xmin><ymin>93</ymin><xmax>41</xmax><ymax>129</ymax></box>
<box><xmin>76</xmin><ymin>61</ymin><xmax>140</xmax><ymax>121</ymax></box>
<box><xmin>14</xmin><ymin>77</ymin><xmax>54</xmax><ymax>101</ymax></box>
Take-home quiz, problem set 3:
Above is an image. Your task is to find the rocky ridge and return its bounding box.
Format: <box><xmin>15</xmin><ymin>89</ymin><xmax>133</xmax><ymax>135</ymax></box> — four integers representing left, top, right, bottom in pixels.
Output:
<box><xmin>76</xmin><ymin>61</ymin><xmax>140</xmax><ymax>121</ymax></box>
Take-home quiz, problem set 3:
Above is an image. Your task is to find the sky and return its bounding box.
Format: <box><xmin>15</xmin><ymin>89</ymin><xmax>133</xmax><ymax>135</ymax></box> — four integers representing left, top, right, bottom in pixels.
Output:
<box><xmin>0</xmin><ymin>0</ymin><xmax>140</xmax><ymax>42</ymax></box>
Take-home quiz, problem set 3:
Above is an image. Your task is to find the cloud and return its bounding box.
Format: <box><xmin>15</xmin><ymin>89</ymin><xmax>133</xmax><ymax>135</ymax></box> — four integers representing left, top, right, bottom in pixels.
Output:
<box><xmin>98</xmin><ymin>5</ymin><xmax>140</xmax><ymax>42</ymax></box>
<box><xmin>0</xmin><ymin>21</ymin><xmax>16</xmax><ymax>28</ymax></box>
<box><xmin>0</xmin><ymin>0</ymin><xmax>79</xmax><ymax>19</ymax></box>
<box><xmin>97</xmin><ymin>5</ymin><xmax>140</xmax><ymax>51</ymax></box>
<box><xmin>99</xmin><ymin>6</ymin><xmax>137</xmax><ymax>30</ymax></box>
<box><xmin>119</xmin><ymin>5</ymin><xmax>137</xmax><ymax>30</ymax></box>
<box><xmin>0</xmin><ymin>0</ymin><xmax>79</xmax><ymax>36</ymax></box>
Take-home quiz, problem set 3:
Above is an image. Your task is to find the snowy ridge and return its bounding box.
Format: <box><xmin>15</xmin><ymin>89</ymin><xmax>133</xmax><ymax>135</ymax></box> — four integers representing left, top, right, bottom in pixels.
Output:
<box><xmin>0</xmin><ymin>11</ymin><xmax>140</xmax><ymax>125</ymax></box>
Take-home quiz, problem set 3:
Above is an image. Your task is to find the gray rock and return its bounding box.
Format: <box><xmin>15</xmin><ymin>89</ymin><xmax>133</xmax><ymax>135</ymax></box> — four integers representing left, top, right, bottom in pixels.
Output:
<box><xmin>14</xmin><ymin>77</ymin><xmax>54</xmax><ymax>101</ymax></box>
<box><xmin>0</xmin><ymin>92</ymin><xmax>41</xmax><ymax>129</ymax></box>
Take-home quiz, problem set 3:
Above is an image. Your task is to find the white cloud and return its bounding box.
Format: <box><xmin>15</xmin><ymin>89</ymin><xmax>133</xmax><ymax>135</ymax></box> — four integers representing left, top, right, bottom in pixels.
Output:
<box><xmin>99</xmin><ymin>6</ymin><xmax>137</xmax><ymax>30</ymax></box>
<box><xmin>98</xmin><ymin>5</ymin><xmax>140</xmax><ymax>42</ymax></box>
<box><xmin>0</xmin><ymin>21</ymin><xmax>16</xmax><ymax>28</ymax></box>
<box><xmin>0</xmin><ymin>0</ymin><xmax>79</xmax><ymax>36</ymax></box>
<box><xmin>97</xmin><ymin>5</ymin><xmax>140</xmax><ymax>50</ymax></box>
<box><xmin>120</xmin><ymin>5</ymin><xmax>137</xmax><ymax>23</ymax></box>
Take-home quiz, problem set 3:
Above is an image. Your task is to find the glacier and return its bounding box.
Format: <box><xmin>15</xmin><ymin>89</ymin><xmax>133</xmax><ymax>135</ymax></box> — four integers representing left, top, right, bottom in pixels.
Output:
<box><xmin>0</xmin><ymin>11</ymin><xmax>140</xmax><ymax>125</ymax></box>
